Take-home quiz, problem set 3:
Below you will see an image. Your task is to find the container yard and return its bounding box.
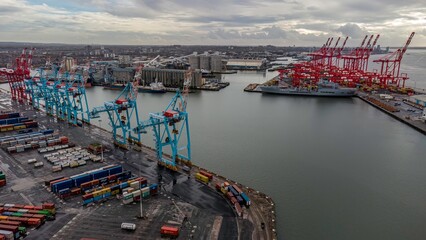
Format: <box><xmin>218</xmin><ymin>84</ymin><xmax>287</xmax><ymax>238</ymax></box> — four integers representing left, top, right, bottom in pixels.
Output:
<box><xmin>0</xmin><ymin>88</ymin><xmax>277</xmax><ymax>239</ymax></box>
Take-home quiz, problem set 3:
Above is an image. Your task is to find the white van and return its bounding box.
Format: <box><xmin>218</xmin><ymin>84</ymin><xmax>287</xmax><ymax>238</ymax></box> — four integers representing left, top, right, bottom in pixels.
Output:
<box><xmin>121</xmin><ymin>223</ymin><xmax>136</xmax><ymax>231</ymax></box>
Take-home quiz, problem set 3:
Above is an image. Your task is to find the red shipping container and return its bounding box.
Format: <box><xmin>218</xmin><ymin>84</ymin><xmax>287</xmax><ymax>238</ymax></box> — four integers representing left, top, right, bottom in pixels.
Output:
<box><xmin>115</xmin><ymin>99</ymin><xmax>126</xmax><ymax>105</ymax></box>
<box><xmin>107</xmin><ymin>175</ymin><xmax>117</xmax><ymax>181</ymax></box>
<box><xmin>0</xmin><ymin>234</ymin><xmax>5</xmax><ymax>240</ymax></box>
<box><xmin>28</xmin><ymin>210</ymin><xmax>39</xmax><ymax>214</ymax></box>
<box><xmin>13</xmin><ymin>205</ymin><xmax>24</xmax><ymax>209</ymax></box>
<box><xmin>23</xmin><ymin>206</ymin><xmax>34</xmax><ymax>210</ymax></box>
<box><xmin>149</xmin><ymin>188</ymin><xmax>158</xmax><ymax>196</ymax></box>
<box><xmin>27</xmin><ymin>218</ymin><xmax>41</xmax><ymax>226</ymax></box>
<box><xmin>34</xmin><ymin>206</ymin><xmax>43</xmax><ymax>210</ymax></box>
<box><xmin>42</xmin><ymin>203</ymin><xmax>55</xmax><ymax>210</ymax></box>
<box><xmin>233</xmin><ymin>185</ymin><xmax>243</xmax><ymax>194</ymax></box>
<box><xmin>80</xmin><ymin>182</ymin><xmax>92</xmax><ymax>189</ymax></box>
<box><xmin>6</xmin><ymin>217</ymin><xmax>20</xmax><ymax>222</ymax></box>
<box><xmin>0</xmin><ymin>207</ymin><xmax>3</xmax><ymax>213</ymax></box>
<box><xmin>82</xmin><ymin>193</ymin><xmax>93</xmax><ymax>200</ymax></box>
<box><xmin>199</xmin><ymin>170</ymin><xmax>213</xmax><ymax>180</ymax></box>
<box><xmin>22</xmin><ymin>214</ymin><xmax>32</xmax><ymax>218</ymax></box>
<box><xmin>163</xmin><ymin>110</ymin><xmax>178</xmax><ymax>118</ymax></box>
<box><xmin>226</xmin><ymin>192</ymin><xmax>234</xmax><ymax>200</ymax></box>
<box><xmin>160</xmin><ymin>225</ymin><xmax>179</xmax><ymax>237</ymax></box>
<box><xmin>0</xmin><ymin>180</ymin><xmax>6</xmax><ymax>187</ymax></box>
<box><xmin>31</xmin><ymin>214</ymin><xmax>45</xmax><ymax>221</ymax></box>
<box><xmin>71</xmin><ymin>188</ymin><xmax>81</xmax><ymax>195</ymax></box>
<box><xmin>0</xmin><ymin>221</ymin><xmax>20</xmax><ymax>226</ymax></box>
<box><xmin>0</xmin><ymin>224</ymin><xmax>18</xmax><ymax>233</ymax></box>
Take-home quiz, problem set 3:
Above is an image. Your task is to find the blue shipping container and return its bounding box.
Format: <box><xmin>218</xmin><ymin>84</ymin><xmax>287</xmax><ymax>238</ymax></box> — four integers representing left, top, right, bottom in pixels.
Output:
<box><xmin>42</xmin><ymin>129</ymin><xmax>54</xmax><ymax>135</ymax></box>
<box><xmin>1</xmin><ymin>211</ymin><xmax>13</xmax><ymax>216</ymax></box>
<box><xmin>92</xmin><ymin>169</ymin><xmax>109</xmax><ymax>180</ymax></box>
<box><xmin>52</xmin><ymin>179</ymin><xmax>74</xmax><ymax>193</ymax></box>
<box><xmin>108</xmin><ymin>165</ymin><xmax>123</xmax><ymax>175</ymax></box>
<box><xmin>236</xmin><ymin>195</ymin><xmax>244</xmax><ymax>205</ymax></box>
<box><xmin>73</xmin><ymin>174</ymin><xmax>93</xmax><ymax>187</ymax></box>
<box><xmin>240</xmin><ymin>192</ymin><xmax>251</xmax><ymax>206</ymax></box>
<box><xmin>150</xmin><ymin>184</ymin><xmax>158</xmax><ymax>190</ymax></box>
<box><xmin>110</xmin><ymin>185</ymin><xmax>120</xmax><ymax>191</ymax></box>
<box><xmin>83</xmin><ymin>198</ymin><xmax>94</xmax><ymax>205</ymax></box>
<box><xmin>120</xmin><ymin>182</ymin><xmax>129</xmax><ymax>189</ymax></box>
<box><xmin>59</xmin><ymin>188</ymin><xmax>71</xmax><ymax>195</ymax></box>
<box><xmin>93</xmin><ymin>195</ymin><xmax>103</xmax><ymax>202</ymax></box>
<box><xmin>228</xmin><ymin>186</ymin><xmax>239</xmax><ymax>197</ymax></box>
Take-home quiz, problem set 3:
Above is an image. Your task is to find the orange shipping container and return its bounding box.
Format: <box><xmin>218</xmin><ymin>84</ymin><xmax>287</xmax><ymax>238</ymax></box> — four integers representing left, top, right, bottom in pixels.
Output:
<box><xmin>199</xmin><ymin>170</ymin><xmax>213</xmax><ymax>180</ymax></box>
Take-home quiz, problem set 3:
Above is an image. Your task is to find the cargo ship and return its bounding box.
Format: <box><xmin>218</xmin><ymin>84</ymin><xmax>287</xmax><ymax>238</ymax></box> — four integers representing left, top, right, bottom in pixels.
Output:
<box><xmin>103</xmin><ymin>83</ymin><xmax>126</xmax><ymax>90</ymax></box>
<box><xmin>260</xmin><ymin>79</ymin><xmax>356</xmax><ymax>97</ymax></box>
<box><xmin>138</xmin><ymin>81</ymin><xmax>166</xmax><ymax>93</ymax></box>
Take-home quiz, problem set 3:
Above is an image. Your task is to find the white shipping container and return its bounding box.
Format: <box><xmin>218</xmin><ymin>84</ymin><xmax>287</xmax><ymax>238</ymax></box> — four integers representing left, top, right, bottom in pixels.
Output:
<box><xmin>27</xmin><ymin>158</ymin><xmax>37</xmax><ymax>164</ymax></box>
<box><xmin>52</xmin><ymin>165</ymin><xmax>62</xmax><ymax>172</ymax></box>
<box><xmin>0</xmin><ymin>229</ymin><xmax>14</xmax><ymax>239</ymax></box>
<box><xmin>77</xmin><ymin>160</ymin><xmax>87</xmax><ymax>166</ymax></box>
<box><xmin>34</xmin><ymin>162</ymin><xmax>44</xmax><ymax>168</ymax></box>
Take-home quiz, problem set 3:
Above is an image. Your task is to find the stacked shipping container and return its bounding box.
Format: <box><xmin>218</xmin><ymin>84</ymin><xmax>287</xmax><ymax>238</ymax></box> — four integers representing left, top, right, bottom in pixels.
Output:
<box><xmin>0</xmin><ymin>171</ymin><xmax>5</xmax><ymax>188</ymax></box>
<box><xmin>0</xmin><ymin>203</ymin><xmax>56</xmax><ymax>239</ymax></box>
<box><xmin>0</xmin><ymin>113</ymin><xmax>38</xmax><ymax>133</ymax></box>
<box><xmin>215</xmin><ymin>182</ymin><xmax>251</xmax><ymax>217</ymax></box>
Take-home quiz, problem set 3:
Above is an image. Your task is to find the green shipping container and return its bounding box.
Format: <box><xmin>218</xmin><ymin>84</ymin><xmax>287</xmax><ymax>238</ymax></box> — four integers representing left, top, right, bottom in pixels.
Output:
<box><xmin>142</xmin><ymin>191</ymin><xmax>150</xmax><ymax>198</ymax></box>
<box><xmin>124</xmin><ymin>194</ymin><xmax>133</xmax><ymax>200</ymax></box>
<box><xmin>0</xmin><ymin>174</ymin><xmax>5</xmax><ymax>180</ymax></box>
<box><xmin>37</xmin><ymin>210</ymin><xmax>51</xmax><ymax>216</ymax></box>
<box><xmin>18</xmin><ymin>226</ymin><xmax>27</xmax><ymax>234</ymax></box>
<box><xmin>12</xmin><ymin>212</ymin><xmax>23</xmax><ymax>217</ymax></box>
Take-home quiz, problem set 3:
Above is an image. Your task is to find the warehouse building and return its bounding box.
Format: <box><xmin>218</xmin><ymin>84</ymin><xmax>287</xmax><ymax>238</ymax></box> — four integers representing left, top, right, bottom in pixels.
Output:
<box><xmin>226</xmin><ymin>59</ymin><xmax>266</xmax><ymax>70</ymax></box>
<box><xmin>409</xmin><ymin>95</ymin><xmax>426</xmax><ymax>107</ymax></box>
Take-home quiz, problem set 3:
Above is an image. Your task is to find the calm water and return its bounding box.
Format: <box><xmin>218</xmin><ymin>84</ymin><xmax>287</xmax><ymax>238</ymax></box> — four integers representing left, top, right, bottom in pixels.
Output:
<box><xmin>2</xmin><ymin>50</ymin><xmax>426</xmax><ymax>240</ymax></box>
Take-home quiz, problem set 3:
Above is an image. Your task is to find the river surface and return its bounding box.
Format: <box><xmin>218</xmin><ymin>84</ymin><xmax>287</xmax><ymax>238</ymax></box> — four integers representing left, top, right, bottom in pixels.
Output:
<box><xmin>1</xmin><ymin>49</ymin><xmax>426</xmax><ymax>240</ymax></box>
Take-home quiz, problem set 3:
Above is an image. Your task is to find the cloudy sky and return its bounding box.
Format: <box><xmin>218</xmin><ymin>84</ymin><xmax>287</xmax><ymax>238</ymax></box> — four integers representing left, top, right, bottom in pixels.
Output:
<box><xmin>0</xmin><ymin>0</ymin><xmax>425</xmax><ymax>46</ymax></box>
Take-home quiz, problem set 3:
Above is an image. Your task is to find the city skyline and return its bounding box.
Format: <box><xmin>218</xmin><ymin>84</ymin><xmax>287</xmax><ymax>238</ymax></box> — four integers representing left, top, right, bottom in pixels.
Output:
<box><xmin>0</xmin><ymin>0</ymin><xmax>425</xmax><ymax>46</ymax></box>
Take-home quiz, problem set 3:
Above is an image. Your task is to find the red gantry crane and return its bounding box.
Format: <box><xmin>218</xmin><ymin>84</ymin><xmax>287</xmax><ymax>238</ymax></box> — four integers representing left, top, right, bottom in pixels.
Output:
<box><xmin>373</xmin><ymin>32</ymin><xmax>415</xmax><ymax>88</ymax></box>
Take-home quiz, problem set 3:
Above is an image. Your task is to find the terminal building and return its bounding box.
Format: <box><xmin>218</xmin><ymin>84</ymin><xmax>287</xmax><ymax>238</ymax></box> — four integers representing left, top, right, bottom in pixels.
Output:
<box><xmin>226</xmin><ymin>59</ymin><xmax>267</xmax><ymax>70</ymax></box>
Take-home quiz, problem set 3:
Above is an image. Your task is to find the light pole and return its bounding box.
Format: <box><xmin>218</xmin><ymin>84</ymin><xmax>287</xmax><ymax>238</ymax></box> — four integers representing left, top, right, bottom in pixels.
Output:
<box><xmin>137</xmin><ymin>141</ymin><xmax>144</xmax><ymax>219</ymax></box>
<box><xmin>99</xmin><ymin>119</ymin><xmax>103</xmax><ymax>162</ymax></box>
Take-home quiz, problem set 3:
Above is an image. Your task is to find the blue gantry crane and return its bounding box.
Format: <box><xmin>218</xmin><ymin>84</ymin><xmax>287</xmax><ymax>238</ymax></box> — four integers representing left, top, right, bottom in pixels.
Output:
<box><xmin>62</xmin><ymin>72</ymin><xmax>91</xmax><ymax>125</ymax></box>
<box><xmin>24</xmin><ymin>63</ymin><xmax>91</xmax><ymax>126</ymax></box>
<box><xmin>133</xmin><ymin>69</ymin><xmax>192</xmax><ymax>171</ymax></box>
<box><xmin>24</xmin><ymin>69</ymin><xmax>44</xmax><ymax>110</ymax></box>
<box><xmin>90</xmin><ymin>66</ymin><xmax>142</xmax><ymax>148</ymax></box>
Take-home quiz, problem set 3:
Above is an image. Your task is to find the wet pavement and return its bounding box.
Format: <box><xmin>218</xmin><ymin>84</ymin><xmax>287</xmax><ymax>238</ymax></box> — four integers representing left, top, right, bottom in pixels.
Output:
<box><xmin>0</xmin><ymin>91</ymin><xmax>243</xmax><ymax>240</ymax></box>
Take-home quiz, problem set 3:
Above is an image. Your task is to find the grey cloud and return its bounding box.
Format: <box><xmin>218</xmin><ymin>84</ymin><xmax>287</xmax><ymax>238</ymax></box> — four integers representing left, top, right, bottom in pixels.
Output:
<box><xmin>336</xmin><ymin>23</ymin><xmax>367</xmax><ymax>38</ymax></box>
<box><xmin>207</xmin><ymin>26</ymin><xmax>288</xmax><ymax>40</ymax></box>
<box><xmin>0</xmin><ymin>6</ymin><xmax>22</xmax><ymax>13</ymax></box>
<box><xmin>182</xmin><ymin>15</ymin><xmax>279</xmax><ymax>25</ymax></box>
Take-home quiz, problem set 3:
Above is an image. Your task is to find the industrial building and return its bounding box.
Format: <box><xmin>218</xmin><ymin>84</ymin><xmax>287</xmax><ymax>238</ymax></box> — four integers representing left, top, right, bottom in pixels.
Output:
<box><xmin>111</xmin><ymin>67</ymin><xmax>135</xmax><ymax>84</ymax></box>
<box><xmin>64</xmin><ymin>57</ymin><xmax>75</xmax><ymax>72</ymax></box>
<box><xmin>141</xmin><ymin>68</ymin><xmax>203</xmax><ymax>88</ymax></box>
<box><xmin>188</xmin><ymin>54</ymin><xmax>223</xmax><ymax>72</ymax></box>
<box><xmin>226</xmin><ymin>59</ymin><xmax>266</xmax><ymax>70</ymax></box>
<box><xmin>118</xmin><ymin>55</ymin><xmax>132</xmax><ymax>67</ymax></box>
